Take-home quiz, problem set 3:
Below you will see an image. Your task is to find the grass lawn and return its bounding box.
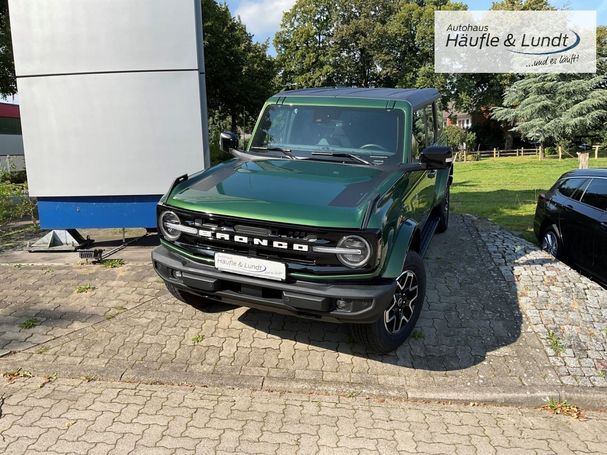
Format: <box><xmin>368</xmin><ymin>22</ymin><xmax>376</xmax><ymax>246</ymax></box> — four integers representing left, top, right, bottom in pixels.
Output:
<box><xmin>451</xmin><ymin>156</ymin><xmax>607</xmax><ymax>242</ymax></box>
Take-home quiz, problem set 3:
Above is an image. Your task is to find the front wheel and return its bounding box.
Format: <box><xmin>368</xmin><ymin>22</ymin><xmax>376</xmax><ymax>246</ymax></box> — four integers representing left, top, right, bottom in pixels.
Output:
<box><xmin>350</xmin><ymin>251</ymin><xmax>426</xmax><ymax>353</ymax></box>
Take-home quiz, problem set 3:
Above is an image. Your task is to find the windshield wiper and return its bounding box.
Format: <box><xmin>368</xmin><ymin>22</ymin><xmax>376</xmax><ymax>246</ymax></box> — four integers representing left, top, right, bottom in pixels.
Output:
<box><xmin>310</xmin><ymin>151</ymin><xmax>372</xmax><ymax>166</ymax></box>
<box><xmin>249</xmin><ymin>146</ymin><xmax>296</xmax><ymax>159</ymax></box>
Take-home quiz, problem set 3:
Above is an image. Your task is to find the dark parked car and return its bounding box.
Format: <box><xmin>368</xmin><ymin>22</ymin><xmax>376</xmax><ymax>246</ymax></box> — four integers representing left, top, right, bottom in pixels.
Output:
<box><xmin>534</xmin><ymin>169</ymin><xmax>607</xmax><ymax>286</ymax></box>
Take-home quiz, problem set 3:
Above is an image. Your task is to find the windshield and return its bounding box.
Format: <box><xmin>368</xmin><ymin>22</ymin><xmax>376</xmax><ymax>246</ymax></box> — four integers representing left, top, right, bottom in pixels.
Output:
<box><xmin>248</xmin><ymin>105</ymin><xmax>404</xmax><ymax>165</ymax></box>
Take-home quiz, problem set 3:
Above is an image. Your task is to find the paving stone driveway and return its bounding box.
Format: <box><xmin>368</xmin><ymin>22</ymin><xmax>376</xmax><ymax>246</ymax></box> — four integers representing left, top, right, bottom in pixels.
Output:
<box><xmin>1</xmin><ymin>377</ymin><xmax>606</xmax><ymax>454</ymax></box>
<box><xmin>0</xmin><ymin>215</ymin><xmax>606</xmax><ymax>406</ymax></box>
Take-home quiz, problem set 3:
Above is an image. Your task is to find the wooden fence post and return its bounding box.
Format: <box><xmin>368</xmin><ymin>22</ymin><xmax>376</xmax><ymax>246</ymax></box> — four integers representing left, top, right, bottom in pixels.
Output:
<box><xmin>539</xmin><ymin>145</ymin><xmax>544</xmax><ymax>160</ymax></box>
<box><xmin>463</xmin><ymin>149</ymin><xmax>467</xmax><ymax>162</ymax></box>
<box><xmin>558</xmin><ymin>146</ymin><xmax>562</xmax><ymax>160</ymax></box>
<box><xmin>493</xmin><ymin>148</ymin><xmax>497</xmax><ymax>159</ymax></box>
<box><xmin>594</xmin><ymin>145</ymin><xmax>600</xmax><ymax>159</ymax></box>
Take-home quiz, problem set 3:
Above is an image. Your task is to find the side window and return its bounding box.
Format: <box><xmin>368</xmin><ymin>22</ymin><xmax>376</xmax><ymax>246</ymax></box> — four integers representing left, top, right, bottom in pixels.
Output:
<box><xmin>557</xmin><ymin>178</ymin><xmax>588</xmax><ymax>200</ymax></box>
<box><xmin>411</xmin><ymin>105</ymin><xmax>435</xmax><ymax>162</ymax></box>
<box><xmin>411</xmin><ymin>110</ymin><xmax>425</xmax><ymax>162</ymax></box>
<box><xmin>581</xmin><ymin>178</ymin><xmax>607</xmax><ymax>211</ymax></box>
<box><xmin>424</xmin><ymin>104</ymin><xmax>436</xmax><ymax>146</ymax></box>
<box><xmin>435</xmin><ymin>102</ymin><xmax>446</xmax><ymax>146</ymax></box>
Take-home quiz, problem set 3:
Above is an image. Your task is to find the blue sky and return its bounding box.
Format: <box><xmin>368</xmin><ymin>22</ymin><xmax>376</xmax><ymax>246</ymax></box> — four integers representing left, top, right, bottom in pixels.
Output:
<box><xmin>225</xmin><ymin>0</ymin><xmax>607</xmax><ymax>52</ymax></box>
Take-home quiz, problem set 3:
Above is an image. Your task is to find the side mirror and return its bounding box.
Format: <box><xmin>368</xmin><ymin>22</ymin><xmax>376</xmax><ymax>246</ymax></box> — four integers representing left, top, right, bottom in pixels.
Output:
<box><xmin>219</xmin><ymin>131</ymin><xmax>239</xmax><ymax>153</ymax></box>
<box><xmin>420</xmin><ymin>145</ymin><xmax>453</xmax><ymax>169</ymax></box>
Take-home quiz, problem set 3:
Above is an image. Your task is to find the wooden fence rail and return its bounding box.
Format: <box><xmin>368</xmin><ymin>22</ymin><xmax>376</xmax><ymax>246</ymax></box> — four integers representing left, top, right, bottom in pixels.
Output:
<box><xmin>457</xmin><ymin>145</ymin><xmax>603</xmax><ymax>161</ymax></box>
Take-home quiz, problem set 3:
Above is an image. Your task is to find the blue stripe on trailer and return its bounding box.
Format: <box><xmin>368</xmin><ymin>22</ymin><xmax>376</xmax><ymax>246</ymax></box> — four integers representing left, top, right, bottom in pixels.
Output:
<box><xmin>37</xmin><ymin>195</ymin><xmax>161</xmax><ymax>229</ymax></box>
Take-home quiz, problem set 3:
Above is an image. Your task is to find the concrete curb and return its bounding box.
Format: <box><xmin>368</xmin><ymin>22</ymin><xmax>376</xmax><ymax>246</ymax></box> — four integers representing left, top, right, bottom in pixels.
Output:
<box><xmin>3</xmin><ymin>357</ymin><xmax>606</xmax><ymax>411</ymax></box>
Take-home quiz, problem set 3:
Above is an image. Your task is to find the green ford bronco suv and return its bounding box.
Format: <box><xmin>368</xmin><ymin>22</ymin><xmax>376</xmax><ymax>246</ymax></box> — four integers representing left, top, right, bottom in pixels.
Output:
<box><xmin>152</xmin><ymin>87</ymin><xmax>453</xmax><ymax>353</ymax></box>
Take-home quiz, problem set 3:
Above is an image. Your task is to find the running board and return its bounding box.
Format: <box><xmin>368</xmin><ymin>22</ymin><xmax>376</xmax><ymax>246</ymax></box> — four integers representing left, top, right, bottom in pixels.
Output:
<box><xmin>419</xmin><ymin>216</ymin><xmax>439</xmax><ymax>258</ymax></box>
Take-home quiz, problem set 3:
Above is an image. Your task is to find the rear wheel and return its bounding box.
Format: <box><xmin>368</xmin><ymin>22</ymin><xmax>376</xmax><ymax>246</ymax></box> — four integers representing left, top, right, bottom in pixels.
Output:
<box><xmin>541</xmin><ymin>227</ymin><xmax>562</xmax><ymax>259</ymax></box>
<box><xmin>350</xmin><ymin>251</ymin><xmax>426</xmax><ymax>353</ymax></box>
<box><xmin>165</xmin><ymin>282</ymin><xmax>208</xmax><ymax>307</ymax></box>
<box><xmin>436</xmin><ymin>188</ymin><xmax>450</xmax><ymax>233</ymax></box>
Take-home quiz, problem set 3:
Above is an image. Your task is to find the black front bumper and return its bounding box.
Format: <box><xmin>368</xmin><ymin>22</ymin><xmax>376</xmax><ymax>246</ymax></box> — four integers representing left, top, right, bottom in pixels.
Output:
<box><xmin>152</xmin><ymin>245</ymin><xmax>395</xmax><ymax>323</ymax></box>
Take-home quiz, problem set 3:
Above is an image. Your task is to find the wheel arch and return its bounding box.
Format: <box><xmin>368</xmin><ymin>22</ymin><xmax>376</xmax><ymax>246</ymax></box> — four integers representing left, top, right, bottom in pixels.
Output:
<box><xmin>540</xmin><ymin>219</ymin><xmax>562</xmax><ymax>242</ymax></box>
<box><xmin>381</xmin><ymin>219</ymin><xmax>420</xmax><ymax>279</ymax></box>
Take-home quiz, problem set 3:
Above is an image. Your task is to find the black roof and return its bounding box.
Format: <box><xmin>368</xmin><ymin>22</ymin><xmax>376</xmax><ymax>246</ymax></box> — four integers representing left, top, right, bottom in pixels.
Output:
<box><xmin>276</xmin><ymin>87</ymin><xmax>440</xmax><ymax>110</ymax></box>
<box><xmin>563</xmin><ymin>168</ymin><xmax>607</xmax><ymax>178</ymax></box>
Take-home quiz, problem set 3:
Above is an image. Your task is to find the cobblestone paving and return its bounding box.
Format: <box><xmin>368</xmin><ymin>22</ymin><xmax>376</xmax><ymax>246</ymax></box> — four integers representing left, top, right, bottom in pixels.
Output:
<box><xmin>1</xmin><ymin>376</ymin><xmax>606</xmax><ymax>454</ymax></box>
<box><xmin>1</xmin><ymin>216</ymin><xmax>564</xmax><ymax>402</ymax></box>
<box><xmin>0</xmin><ymin>264</ymin><xmax>164</xmax><ymax>356</ymax></box>
<box><xmin>474</xmin><ymin>217</ymin><xmax>607</xmax><ymax>387</ymax></box>
<box><xmin>0</xmin><ymin>215</ymin><xmax>606</xmax><ymax>406</ymax></box>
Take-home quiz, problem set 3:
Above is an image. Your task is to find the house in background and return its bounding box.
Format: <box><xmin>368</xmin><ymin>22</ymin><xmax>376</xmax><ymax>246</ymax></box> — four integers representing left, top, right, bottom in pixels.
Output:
<box><xmin>443</xmin><ymin>106</ymin><xmax>514</xmax><ymax>150</ymax></box>
<box><xmin>444</xmin><ymin>110</ymin><xmax>473</xmax><ymax>129</ymax></box>
<box><xmin>0</xmin><ymin>102</ymin><xmax>25</xmax><ymax>172</ymax></box>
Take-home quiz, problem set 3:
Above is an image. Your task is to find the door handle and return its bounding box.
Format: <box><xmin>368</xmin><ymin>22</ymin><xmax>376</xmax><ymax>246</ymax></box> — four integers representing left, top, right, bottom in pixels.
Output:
<box><xmin>427</xmin><ymin>170</ymin><xmax>437</xmax><ymax>179</ymax></box>
<box><xmin>601</xmin><ymin>222</ymin><xmax>607</xmax><ymax>231</ymax></box>
<box><xmin>564</xmin><ymin>204</ymin><xmax>574</xmax><ymax>211</ymax></box>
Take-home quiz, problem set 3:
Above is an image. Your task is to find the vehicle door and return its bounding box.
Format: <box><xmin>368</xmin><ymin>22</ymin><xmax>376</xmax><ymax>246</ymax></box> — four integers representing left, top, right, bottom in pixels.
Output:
<box><xmin>578</xmin><ymin>178</ymin><xmax>607</xmax><ymax>282</ymax></box>
<box><xmin>597</xmin><ymin>209</ymin><xmax>607</xmax><ymax>285</ymax></box>
<box><xmin>407</xmin><ymin>104</ymin><xmax>436</xmax><ymax>225</ymax></box>
<box><xmin>555</xmin><ymin>177</ymin><xmax>593</xmax><ymax>271</ymax></box>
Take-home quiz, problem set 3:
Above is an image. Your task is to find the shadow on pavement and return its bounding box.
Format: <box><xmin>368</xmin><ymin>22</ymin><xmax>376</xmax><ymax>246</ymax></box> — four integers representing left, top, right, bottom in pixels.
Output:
<box><xmin>0</xmin><ymin>303</ymin><xmax>103</xmax><ymax>354</ymax></box>
<box><xmin>230</xmin><ymin>215</ymin><xmax>524</xmax><ymax>372</ymax></box>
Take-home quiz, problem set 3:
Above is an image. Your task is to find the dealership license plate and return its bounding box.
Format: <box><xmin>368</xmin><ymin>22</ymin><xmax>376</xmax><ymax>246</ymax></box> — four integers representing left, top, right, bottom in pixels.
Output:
<box><xmin>214</xmin><ymin>252</ymin><xmax>286</xmax><ymax>281</ymax></box>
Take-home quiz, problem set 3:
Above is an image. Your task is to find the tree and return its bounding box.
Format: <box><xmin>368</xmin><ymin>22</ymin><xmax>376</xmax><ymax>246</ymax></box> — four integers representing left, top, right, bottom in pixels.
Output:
<box><xmin>202</xmin><ymin>0</ymin><xmax>276</xmax><ymax>132</ymax></box>
<box><xmin>275</xmin><ymin>0</ymin><xmax>467</xmax><ymax>101</ymax></box>
<box><xmin>493</xmin><ymin>75</ymin><xmax>607</xmax><ymax>147</ymax></box>
<box><xmin>274</xmin><ymin>0</ymin><xmax>339</xmax><ymax>88</ymax></box>
<box><xmin>490</xmin><ymin>0</ymin><xmax>553</xmax><ymax>10</ymax></box>
<box><xmin>442</xmin><ymin>124</ymin><xmax>476</xmax><ymax>152</ymax></box>
<box><xmin>493</xmin><ymin>26</ymin><xmax>607</xmax><ymax>148</ymax></box>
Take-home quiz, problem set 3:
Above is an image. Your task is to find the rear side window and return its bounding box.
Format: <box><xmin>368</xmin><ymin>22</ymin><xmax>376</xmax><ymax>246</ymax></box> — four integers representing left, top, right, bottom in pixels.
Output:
<box><xmin>557</xmin><ymin>178</ymin><xmax>588</xmax><ymax>200</ymax></box>
<box><xmin>581</xmin><ymin>178</ymin><xmax>607</xmax><ymax>211</ymax></box>
<box><xmin>411</xmin><ymin>105</ymin><xmax>435</xmax><ymax>162</ymax></box>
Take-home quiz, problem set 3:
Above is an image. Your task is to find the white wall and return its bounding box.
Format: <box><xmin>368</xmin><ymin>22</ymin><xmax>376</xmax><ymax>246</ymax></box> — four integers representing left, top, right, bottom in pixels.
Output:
<box><xmin>9</xmin><ymin>0</ymin><xmax>208</xmax><ymax>197</ymax></box>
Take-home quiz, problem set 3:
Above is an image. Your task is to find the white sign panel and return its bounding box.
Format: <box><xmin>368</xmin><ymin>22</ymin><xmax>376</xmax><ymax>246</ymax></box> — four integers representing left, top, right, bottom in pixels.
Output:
<box><xmin>9</xmin><ymin>0</ymin><xmax>209</xmax><ymax>197</ymax></box>
<box><xmin>10</xmin><ymin>0</ymin><xmax>199</xmax><ymax>76</ymax></box>
<box><xmin>435</xmin><ymin>11</ymin><xmax>597</xmax><ymax>73</ymax></box>
<box><xmin>18</xmin><ymin>72</ymin><xmax>204</xmax><ymax>197</ymax></box>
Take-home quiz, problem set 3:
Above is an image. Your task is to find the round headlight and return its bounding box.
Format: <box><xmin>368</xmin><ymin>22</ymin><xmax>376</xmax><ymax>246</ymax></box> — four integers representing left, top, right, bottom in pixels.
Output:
<box><xmin>336</xmin><ymin>235</ymin><xmax>371</xmax><ymax>268</ymax></box>
<box><xmin>159</xmin><ymin>211</ymin><xmax>181</xmax><ymax>241</ymax></box>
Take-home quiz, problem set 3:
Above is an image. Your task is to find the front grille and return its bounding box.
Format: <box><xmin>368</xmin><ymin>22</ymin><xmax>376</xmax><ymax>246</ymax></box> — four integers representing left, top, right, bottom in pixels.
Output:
<box><xmin>158</xmin><ymin>205</ymin><xmax>379</xmax><ymax>275</ymax></box>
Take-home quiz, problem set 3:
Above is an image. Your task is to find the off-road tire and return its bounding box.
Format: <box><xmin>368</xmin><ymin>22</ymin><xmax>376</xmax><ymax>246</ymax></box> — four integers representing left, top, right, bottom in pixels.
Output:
<box><xmin>350</xmin><ymin>251</ymin><xmax>426</xmax><ymax>353</ymax></box>
<box><xmin>436</xmin><ymin>188</ymin><xmax>450</xmax><ymax>233</ymax></box>
<box><xmin>165</xmin><ymin>282</ymin><xmax>208</xmax><ymax>307</ymax></box>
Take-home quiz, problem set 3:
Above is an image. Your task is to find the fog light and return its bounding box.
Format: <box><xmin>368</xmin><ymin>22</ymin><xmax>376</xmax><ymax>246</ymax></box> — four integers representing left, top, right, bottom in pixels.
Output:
<box><xmin>172</xmin><ymin>270</ymin><xmax>182</xmax><ymax>278</ymax></box>
<box><xmin>336</xmin><ymin>299</ymin><xmax>354</xmax><ymax>312</ymax></box>
<box><xmin>335</xmin><ymin>299</ymin><xmax>373</xmax><ymax>313</ymax></box>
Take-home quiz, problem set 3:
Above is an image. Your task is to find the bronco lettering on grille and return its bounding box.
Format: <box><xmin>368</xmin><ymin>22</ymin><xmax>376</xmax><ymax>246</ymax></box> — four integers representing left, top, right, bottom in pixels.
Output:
<box><xmin>198</xmin><ymin>230</ymin><xmax>309</xmax><ymax>252</ymax></box>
